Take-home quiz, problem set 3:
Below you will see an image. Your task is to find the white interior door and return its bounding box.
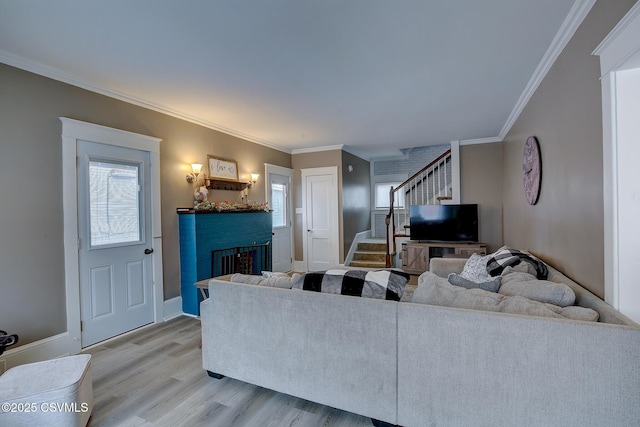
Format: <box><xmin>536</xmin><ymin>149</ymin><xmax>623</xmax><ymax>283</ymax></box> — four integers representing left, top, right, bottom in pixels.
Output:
<box><xmin>266</xmin><ymin>164</ymin><xmax>293</xmax><ymax>272</ymax></box>
<box><xmin>302</xmin><ymin>167</ymin><xmax>339</xmax><ymax>271</ymax></box>
<box><xmin>77</xmin><ymin>141</ymin><xmax>154</xmax><ymax>346</ymax></box>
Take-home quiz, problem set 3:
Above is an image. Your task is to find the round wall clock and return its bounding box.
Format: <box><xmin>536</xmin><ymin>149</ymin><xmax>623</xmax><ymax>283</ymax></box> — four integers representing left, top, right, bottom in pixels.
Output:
<box><xmin>522</xmin><ymin>136</ymin><xmax>541</xmax><ymax>205</ymax></box>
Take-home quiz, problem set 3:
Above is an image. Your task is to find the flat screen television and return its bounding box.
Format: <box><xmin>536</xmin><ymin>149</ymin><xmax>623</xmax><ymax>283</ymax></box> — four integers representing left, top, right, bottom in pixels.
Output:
<box><xmin>409</xmin><ymin>204</ymin><xmax>478</xmax><ymax>242</ymax></box>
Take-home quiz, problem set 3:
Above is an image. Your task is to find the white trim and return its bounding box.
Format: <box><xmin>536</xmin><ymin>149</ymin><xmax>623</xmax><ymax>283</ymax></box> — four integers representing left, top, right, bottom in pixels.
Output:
<box><xmin>0</xmin><ymin>333</ymin><xmax>70</xmax><ymax>373</ymax></box>
<box><xmin>292</xmin><ymin>260</ymin><xmax>306</xmax><ymax>272</ymax></box>
<box><xmin>600</xmin><ymin>73</ymin><xmax>618</xmax><ymax>308</ymax></box>
<box><xmin>498</xmin><ymin>0</ymin><xmax>597</xmax><ymax>140</ymax></box>
<box><xmin>344</xmin><ymin>230</ymin><xmax>373</xmax><ymax>265</ymax></box>
<box><xmin>449</xmin><ymin>141</ymin><xmax>461</xmax><ymax>204</ymax></box>
<box><xmin>459</xmin><ymin>137</ymin><xmax>502</xmax><ymax>146</ymax></box>
<box><xmin>594</xmin><ymin>4</ymin><xmax>640</xmax><ymax>317</ymax></box>
<box><xmin>0</xmin><ymin>50</ymin><xmax>289</xmax><ymax>154</ymax></box>
<box><xmin>59</xmin><ymin>118</ymin><xmax>164</xmax><ymax>352</ymax></box>
<box><xmin>265</xmin><ymin>163</ymin><xmax>295</xmax><ymax>272</ymax></box>
<box><xmin>291</xmin><ymin>145</ymin><xmax>344</xmax><ymax>154</ymax></box>
<box><xmin>163</xmin><ymin>296</ymin><xmax>184</xmax><ymax>321</ymax></box>
<box><xmin>592</xmin><ymin>1</ymin><xmax>640</xmax><ymax>75</ymax></box>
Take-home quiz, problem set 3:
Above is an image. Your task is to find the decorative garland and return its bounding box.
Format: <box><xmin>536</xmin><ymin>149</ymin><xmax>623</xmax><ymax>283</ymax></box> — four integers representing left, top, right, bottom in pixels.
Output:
<box><xmin>194</xmin><ymin>200</ymin><xmax>269</xmax><ymax>212</ymax></box>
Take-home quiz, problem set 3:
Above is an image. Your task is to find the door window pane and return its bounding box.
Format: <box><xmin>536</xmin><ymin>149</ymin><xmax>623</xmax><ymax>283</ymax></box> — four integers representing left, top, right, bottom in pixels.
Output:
<box><xmin>89</xmin><ymin>160</ymin><xmax>141</xmax><ymax>246</ymax></box>
<box><xmin>271</xmin><ymin>183</ymin><xmax>287</xmax><ymax>227</ymax></box>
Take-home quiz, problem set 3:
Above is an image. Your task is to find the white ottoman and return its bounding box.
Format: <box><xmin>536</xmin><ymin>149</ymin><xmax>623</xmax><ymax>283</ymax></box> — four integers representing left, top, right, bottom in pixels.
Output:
<box><xmin>0</xmin><ymin>354</ymin><xmax>93</xmax><ymax>427</ymax></box>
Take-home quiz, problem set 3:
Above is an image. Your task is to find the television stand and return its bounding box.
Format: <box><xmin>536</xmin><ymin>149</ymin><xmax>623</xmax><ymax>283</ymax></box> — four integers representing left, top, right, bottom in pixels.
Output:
<box><xmin>401</xmin><ymin>241</ymin><xmax>487</xmax><ymax>275</ymax></box>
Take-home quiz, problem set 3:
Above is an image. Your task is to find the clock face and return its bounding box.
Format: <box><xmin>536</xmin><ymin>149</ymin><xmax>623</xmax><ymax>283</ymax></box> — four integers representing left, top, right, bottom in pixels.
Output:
<box><xmin>522</xmin><ymin>136</ymin><xmax>541</xmax><ymax>205</ymax></box>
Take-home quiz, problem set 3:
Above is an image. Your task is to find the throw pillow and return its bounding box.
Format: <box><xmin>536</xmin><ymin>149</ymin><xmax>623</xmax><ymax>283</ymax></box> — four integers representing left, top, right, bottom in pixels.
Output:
<box><xmin>499</xmin><ymin>272</ymin><xmax>576</xmax><ymax>307</ymax></box>
<box><xmin>411</xmin><ymin>272</ymin><xmax>598</xmax><ymax>321</ymax></box>
<box><xmin>506</xmin><ymin>262</ymin><xmax>539</xmax><ymax>276</ymax></box>
<box><xmin>447</xmin><ymin>273</ymin><xmax>502</xmax><ymax>293</ymax></box>
<box><xmin>291</xmin><ymin>269</ymin><xmax>409</xmax><ymax>301</ymax></box>
<box><xmin>459</xmin><ymin>253</ymin><xmax>491</xmax><ymax>282</ymax></box>
<box><xmin>486</xmin><ymin>248</ymin><xmax>548</xmax><ymax>279</ymax></box>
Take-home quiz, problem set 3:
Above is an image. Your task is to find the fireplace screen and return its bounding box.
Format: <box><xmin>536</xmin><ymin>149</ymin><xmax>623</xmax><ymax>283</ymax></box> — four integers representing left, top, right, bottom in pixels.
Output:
<box><xmin>211</xmin><ymin>242</ymin><xmax>271</xmax><ymax>277</ymax></box>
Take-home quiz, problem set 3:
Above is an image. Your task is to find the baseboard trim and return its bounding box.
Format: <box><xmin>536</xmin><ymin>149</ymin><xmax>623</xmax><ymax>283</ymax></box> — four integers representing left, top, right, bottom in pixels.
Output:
<box><xmin>293</xmin><ymin>260</ymin><xmax>306</xmax><ymax>272</ymax></box>
<box><xmin>344</xmin><ymin>230</ymin><xmax>373</xmax><ymax>265</ymax></box>
<box><xmin>0</xmin><ymin>332</ymin><xmax>70</xmax><ymax>374</ymax></box>
<box><xmin>163</xmin><ymin>296</ymin><xmax>183</xmax><ymax>321</ymax></box>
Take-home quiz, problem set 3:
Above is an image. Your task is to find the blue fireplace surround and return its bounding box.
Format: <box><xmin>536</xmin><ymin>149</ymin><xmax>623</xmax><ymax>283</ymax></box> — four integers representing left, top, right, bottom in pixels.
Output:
<box><xmin>178</xmin><ymin>209</ymin><xmax>272</xmax><ymax>315</ymax></box>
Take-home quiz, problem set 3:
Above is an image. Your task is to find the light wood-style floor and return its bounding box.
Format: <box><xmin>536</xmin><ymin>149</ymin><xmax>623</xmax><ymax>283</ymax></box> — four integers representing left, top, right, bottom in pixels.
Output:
<box><xmin>83</xmin><ymin>316</ymin><xmax>374</xmax><ymax>427</ymax></box>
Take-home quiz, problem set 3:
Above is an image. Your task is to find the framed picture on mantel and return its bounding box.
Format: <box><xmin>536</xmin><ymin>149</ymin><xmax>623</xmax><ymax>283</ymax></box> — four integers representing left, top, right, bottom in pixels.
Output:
<box><xmin>207</xmin><ymin>156</ymin><xmax>238</xmax><ymax>182</ymax></box>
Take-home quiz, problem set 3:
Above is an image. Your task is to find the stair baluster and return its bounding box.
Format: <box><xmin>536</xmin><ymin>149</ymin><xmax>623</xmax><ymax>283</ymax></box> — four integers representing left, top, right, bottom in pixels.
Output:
<box><xmin>384</xmin><ymin>149</ymin><xmax>452</xmax><ymax>268</ymax></box>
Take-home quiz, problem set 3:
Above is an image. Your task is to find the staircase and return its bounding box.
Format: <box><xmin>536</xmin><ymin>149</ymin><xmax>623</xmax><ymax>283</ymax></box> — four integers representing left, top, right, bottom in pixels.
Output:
<box><xmin>349</xmin><ymin>239</ymin><xmax>387</xmax><ymax>268</ymax></box>
<box><xmin>385</xmin><ymin>149</ymin><xmax>453</xmax><ymax>268</ymax></box>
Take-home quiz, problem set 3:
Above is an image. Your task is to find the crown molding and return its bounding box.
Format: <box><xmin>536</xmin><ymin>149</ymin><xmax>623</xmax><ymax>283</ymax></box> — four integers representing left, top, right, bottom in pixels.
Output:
<box><xmin>459</xmin><ymin>137</ymin><xmax>502</xmax><ymax>146</ymax></box>
<box><xmin>592</xmin><ymin>1</ymin><xmax>640</xmax><ymax>76</ymax></box>
<box><xmin>498</xmin><ymin>0</ymin><xmax>597</xmax><ymax>141</ymax></box>
<box><xmin>593</xmin><ymin>1</ymin><xmax>640</xmax><ymax>56</ymax></box>
<box><xmin>0</xmin><ymin>50</ymin><xmax>291</xmax><ymax>154</ymax></box>
<box><xmin>291</xmin><ymin>144</ymin><xmax>344</xmax><ymax>155</ymax></box>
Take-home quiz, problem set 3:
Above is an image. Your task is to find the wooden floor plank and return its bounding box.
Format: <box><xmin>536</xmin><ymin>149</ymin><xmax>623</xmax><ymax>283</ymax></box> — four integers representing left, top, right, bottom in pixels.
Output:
<box><xmin>84</xmin><ymin>316</ymin><xmax>374</xmax><ymax>427</ymax></box>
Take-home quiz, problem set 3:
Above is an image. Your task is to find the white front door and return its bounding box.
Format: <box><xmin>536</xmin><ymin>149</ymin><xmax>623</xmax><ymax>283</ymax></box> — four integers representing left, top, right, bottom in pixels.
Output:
<box><xmin>266</xmin><ymin>165</ymin><xmax>293</xmax><ymax>272</ymax></box>
<box><xmin>302</xmin><ymin>167</ymin><xmax>339</xmax><ymax>271</ymax></box>
<box><xmin>77</xmin><ymin>141</ymin><xmax>154</xmax><ymax>347</ymax></box>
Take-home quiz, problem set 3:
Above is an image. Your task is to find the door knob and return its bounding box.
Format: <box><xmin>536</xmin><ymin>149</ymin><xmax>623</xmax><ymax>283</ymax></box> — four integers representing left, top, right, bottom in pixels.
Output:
<box><xmin>144</xmin><ymin>248</ymin><xmax>154</xmax><ymax>254</ymax></box>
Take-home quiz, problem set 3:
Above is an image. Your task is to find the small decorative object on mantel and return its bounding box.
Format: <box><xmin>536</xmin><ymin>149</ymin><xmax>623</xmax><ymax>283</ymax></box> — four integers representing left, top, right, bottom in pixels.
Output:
<box><xmin>194</xmin><ymin>185</ymin><xmax>208</xmax><ymax>202</ymax></box>
<box><xmin>522</xmin><ymin>135</ymin><xmax>542</xmax><ymax>205</ymax></box>
<box><xmin>194</xmin><ymin>200</ymin><xmax>269</xmax><ymax>212</ymax></box>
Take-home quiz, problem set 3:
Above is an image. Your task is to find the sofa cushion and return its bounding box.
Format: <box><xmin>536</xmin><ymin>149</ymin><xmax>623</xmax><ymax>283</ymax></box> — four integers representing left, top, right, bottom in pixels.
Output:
<box><xmin>459</xmin><ymin>253</ymin><xmax>492</xmax><ymax>282</ymax></box>
<box><xmin>291</xmin><ymin>269</ymin><xmax>409</xmax><ymax>301</ymax></box>
<box><xmin>447</xmin><ymin>273</ymin><xmax>502</xmax><ymax>293</ymax></box>
<box><xmin>230</xmin><ymin>272</ymin><xmax>301</xmax><ymax>289</ymax></box>
<box><xmin>498</xmin><ymin>269</ymin><xmax>576</xmax><ymax>307</ymax></box>
<box><xmin>412</xmin><ymin>272</ymin><xmax>598</xmax><ymax>321</ymax></box>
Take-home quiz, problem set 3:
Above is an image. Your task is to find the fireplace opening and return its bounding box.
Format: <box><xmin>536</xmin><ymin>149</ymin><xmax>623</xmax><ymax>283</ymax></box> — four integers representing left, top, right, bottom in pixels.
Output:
<box><xmin>211</xmin><ymin>242</ymin><xmax>271</xmax><ymax>277</ymax></box>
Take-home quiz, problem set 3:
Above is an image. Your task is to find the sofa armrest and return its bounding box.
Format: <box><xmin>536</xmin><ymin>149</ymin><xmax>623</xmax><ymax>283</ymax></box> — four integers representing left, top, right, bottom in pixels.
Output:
<box><xmin>429</xmin><ymin>257</ymin><xmax>466</xmax><ymax>277</ymax></box>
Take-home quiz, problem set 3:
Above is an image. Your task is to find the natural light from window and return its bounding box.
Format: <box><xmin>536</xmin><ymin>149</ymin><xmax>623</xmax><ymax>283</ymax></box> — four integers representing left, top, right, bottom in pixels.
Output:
<box><xmin>271</xmin><ymin>183</ymin><xmax>287</xmax><ymax>227</ymax></box>
<box><xmin>375</xmin><ymin>182</ymin><xmax>405</xmax><ymax>209</ymax></box>
<box><xmin>89</xmin><ymin>160</ymin><xmax>141</xmax><ymax>246</ymax></box>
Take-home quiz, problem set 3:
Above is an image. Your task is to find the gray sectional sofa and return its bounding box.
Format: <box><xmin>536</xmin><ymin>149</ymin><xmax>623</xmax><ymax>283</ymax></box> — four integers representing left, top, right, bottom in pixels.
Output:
<box><xmin>200</xmin><ymin>259</ymin><xmax>640</xmax><ymax>426</ymax></box>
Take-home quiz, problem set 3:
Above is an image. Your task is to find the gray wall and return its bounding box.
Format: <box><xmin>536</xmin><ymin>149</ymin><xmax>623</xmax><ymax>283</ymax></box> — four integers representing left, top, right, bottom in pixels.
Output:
<box><xmin>342</xmin><ymin>151</ymin><xmax>371</xmax><ymax>256</ymax></box>
<box><xmin>501</xmin><ymin>0</ymin><xmax>636</xmax><ymax>298</ymax></box>
<box><xmin>460</xmin><ymin>142</ymin><xmax>503</xmax><ymax>252</ymax></box>
<box><xmin>0</xmin><ymin>64</ymin><xmax>291</xmax><ymax>346</ymax></box>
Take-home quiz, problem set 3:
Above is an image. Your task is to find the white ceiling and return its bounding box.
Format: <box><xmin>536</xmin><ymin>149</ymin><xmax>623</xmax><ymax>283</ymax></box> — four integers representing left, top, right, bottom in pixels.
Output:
<box><xmin>0</xmin><ymin>0</ymin><xmax>588</xmax><ymax>158</ymax></box>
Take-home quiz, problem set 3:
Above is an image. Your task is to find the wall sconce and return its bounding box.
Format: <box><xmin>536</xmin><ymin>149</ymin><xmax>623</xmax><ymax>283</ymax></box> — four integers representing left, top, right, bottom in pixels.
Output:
<box><xmin>247</xmin><ymin>173</ymin><xmax>260</xmax><ymax>189</ymax></box>
<box><xmin>186</xmin><ymin>163</ymin><xmax>203</xmax><ymax>183</ymax></box>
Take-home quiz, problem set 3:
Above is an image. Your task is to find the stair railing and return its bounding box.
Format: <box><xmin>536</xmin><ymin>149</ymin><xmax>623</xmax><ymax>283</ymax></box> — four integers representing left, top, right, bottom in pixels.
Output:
<box><xmin>385</xmin><ymin>149</ymin><xmax>452</xmax><ymax>267</ymax></box>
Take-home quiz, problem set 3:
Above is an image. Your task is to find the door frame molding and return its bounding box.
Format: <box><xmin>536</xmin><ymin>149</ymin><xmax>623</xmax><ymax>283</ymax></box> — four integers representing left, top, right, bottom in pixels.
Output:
<box><xmin>265</xmin><ymin>163</ymin><xmax>294</xmax><ymax>272</ymax></box>
<box><xmin>593</xmin><ymin>2</ymin><xmax>640</xmax><ymax>313</ymax></box>
<box><xmin>301</xmin><ymin>166</ymin><xmax>339</xmax><ymax>271</ymax></box>
<box><xmin>60</xmin><ymin>118</ymin><xmax>163</xmax><ymax>353</ymax></box>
